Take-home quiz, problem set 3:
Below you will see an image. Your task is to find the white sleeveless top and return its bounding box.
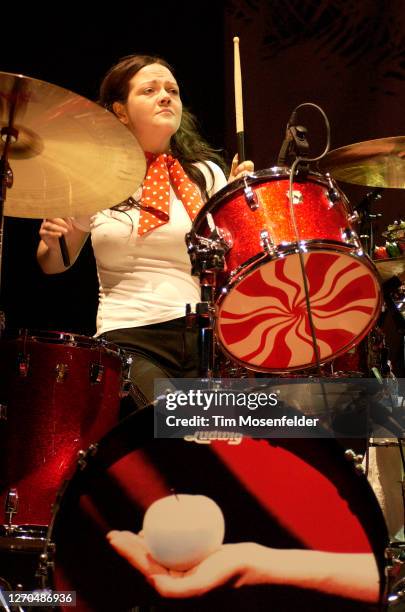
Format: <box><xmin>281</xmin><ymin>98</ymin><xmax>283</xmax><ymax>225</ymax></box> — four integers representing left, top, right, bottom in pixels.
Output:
<box><xmin>73</xmin><ymin>161</ymin><xmax>227</xmax><ymax>336</ymax></box>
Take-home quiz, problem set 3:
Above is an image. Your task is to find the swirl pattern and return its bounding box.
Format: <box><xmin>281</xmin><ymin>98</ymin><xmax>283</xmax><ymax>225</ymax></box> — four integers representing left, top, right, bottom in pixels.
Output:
<box><xmin>217</xmin><ymin>250</ymin><xmax>380</xmax><ymax>371</ymax></box>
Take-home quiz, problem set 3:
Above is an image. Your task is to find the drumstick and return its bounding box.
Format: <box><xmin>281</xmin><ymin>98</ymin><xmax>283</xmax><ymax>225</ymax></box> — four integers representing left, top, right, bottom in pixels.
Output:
<box><xmin>233</xmin><ymin>36</ymin><xmax>245</xmax><ymax>163</ymax></box>
<box><xmin>59</xmin><ymin>235</ymin><xmax>71</xmax><ymax>267</ymax></box>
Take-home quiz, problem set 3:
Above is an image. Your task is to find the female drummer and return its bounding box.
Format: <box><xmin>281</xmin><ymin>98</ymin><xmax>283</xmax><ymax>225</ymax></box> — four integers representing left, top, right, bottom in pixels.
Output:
<box><xmin>37</xmin><ymin>54</ymin><xmax>253</xmax><ymax>408</ymax></box>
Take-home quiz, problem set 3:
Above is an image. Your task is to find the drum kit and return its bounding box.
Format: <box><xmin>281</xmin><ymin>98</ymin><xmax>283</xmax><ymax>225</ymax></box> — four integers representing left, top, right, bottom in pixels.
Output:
<box><xmin>0</xmin><ymin>70</ymin><xmax>404</xmax><ymax>609</ymax></box>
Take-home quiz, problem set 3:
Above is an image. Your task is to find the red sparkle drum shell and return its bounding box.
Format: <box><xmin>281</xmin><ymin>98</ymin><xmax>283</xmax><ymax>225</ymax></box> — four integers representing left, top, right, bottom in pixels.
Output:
<box><xmin>330</xmin><ymin>326</ymin><xmax>387</xmax><ymax>378</ymax></box>
<box><xmin>0</xmin><ymin>330</ymin><xmax>122</xmax><ymax>528</ymax></box>
<box><xmin>193</xmin><ymin>169</ymin><xmax>381</xmax><ymax>372</ymax></box>
<box><xmin>45</xmin><ymin>407</ymin><xmax>387</xmax><ymax>612</ymax></box>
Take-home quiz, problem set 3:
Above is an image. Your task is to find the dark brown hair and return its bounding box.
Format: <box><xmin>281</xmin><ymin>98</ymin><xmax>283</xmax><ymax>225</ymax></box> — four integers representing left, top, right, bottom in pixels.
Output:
<box><xmin>99</xmin><ymin>54</ymin><xmax>226</xmax><ymax>201</ymax></box>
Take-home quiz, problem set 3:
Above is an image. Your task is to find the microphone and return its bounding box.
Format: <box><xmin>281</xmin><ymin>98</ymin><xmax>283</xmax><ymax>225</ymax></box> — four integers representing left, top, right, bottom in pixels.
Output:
<box><xmin>277</xmin><ymin>109</ymin><xmax>297</xmax><ymax>166</ymax></box>
<box><xmin>277</xmin><ymin>107</ymin><xmax>306</xmax><ymax>166</ymax></box>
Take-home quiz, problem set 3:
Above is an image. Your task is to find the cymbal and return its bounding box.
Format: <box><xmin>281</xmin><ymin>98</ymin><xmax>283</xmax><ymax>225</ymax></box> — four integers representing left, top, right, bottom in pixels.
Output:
<box><xmin>373</xmin><ymin>257</ymin><xmax>405</xmax><ymax>281</ymax></box>
<box><xmin>382</xmin><ymin>221</ymin><xmax>405</xmax><ymax>244</ymax></box>
<box><xmin>319</xmin><ymin>136</ymin><xmax>405</xmax><ymax>188</ymax></box>
<box><xmin>0</xmin><ymin>72</ymin><xmax>146</xmax><ymax>218</ymax></box>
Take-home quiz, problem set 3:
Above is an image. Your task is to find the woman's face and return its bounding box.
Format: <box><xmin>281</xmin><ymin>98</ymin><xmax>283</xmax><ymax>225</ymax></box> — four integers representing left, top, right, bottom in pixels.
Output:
<box><xmin>113</xmin><ymin>63</ymin><xmax>182</xmax><ymax>153</ymax></box>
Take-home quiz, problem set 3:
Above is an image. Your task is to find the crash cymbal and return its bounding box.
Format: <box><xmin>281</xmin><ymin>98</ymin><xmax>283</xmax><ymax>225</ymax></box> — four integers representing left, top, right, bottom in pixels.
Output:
<box><xmin>319</xmin><ymin>136</ymin><xmax>405</xmax><ymax>188</ymax></box>
<box><xmin>0</xmin><ymin>72</ymin><xmax>146</xmax><ymax>218</ymax></box>
<box><xmin>373</xmin><ymin>257</ymin><xmax>405</xmax><ymax>282</ymax></box>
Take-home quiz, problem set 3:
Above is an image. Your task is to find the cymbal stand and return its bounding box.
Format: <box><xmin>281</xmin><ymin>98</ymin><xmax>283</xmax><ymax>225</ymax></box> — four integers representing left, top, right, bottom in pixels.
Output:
<box><xmin>0</xmin><ymin>126</ymin><xmax>17</xmax><ymax>337</ymax></box>
<box><xmin>186</xmin><ymin>225</ymin><xmax>231</xmax><ymax>378</ymax></box>
<box><xmin>0</xmin><ymin>76</ymin><xmax>26</xmax><ymax>337</ymax></box>
<box><xmin>382</xmin><ymin>277</ymin><xmax>405</xmax><ymax>377</ymax></box>
<box><xmin>355</xmin><ymin>188</ymin><xmax>382</xmax><ymax>257</ymax></box>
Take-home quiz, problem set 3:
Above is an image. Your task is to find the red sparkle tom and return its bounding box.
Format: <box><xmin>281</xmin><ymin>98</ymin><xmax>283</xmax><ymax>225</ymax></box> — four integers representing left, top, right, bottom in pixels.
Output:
<box><xmin>193</xmin><ymin>168</ymin><xmax>381</xmax><ymax>372</ymax></box>
<box><xmin>0</xmin><ymin>331</ymin><xmax>123</xmax><ymax>540</ymax></box>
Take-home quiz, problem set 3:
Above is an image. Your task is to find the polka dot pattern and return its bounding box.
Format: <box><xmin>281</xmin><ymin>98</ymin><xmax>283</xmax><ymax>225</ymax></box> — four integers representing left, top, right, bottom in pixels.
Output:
<box><xmin>138</xmin><ymin>153</ymin><xmax>204</xmax><ymax>235</ymax></box>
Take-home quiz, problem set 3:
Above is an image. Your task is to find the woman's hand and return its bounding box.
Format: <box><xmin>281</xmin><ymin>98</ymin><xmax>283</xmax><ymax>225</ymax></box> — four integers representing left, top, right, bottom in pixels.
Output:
<box><xmin>228</xmin><ymin>154</ymin><xmax>254</xmax><ymax>183</ymax></box>
<box><xmin>37</xmin><ymin>217</ymin><xmax>88</xmax><ymax>273</ymax></box>
<box><xmin>39</xmin><ymin>217</ymin><xmax>74</xmax><ymax>252</ymax></box>
<box><xmin>107</xmin><ymin>530</ymin><xmax>262</xmax><ymax>598</ymax></box>
<box><xmin>107</xmin><ymin>530</ymin><xmax>379</xmax><ymax>603</ymax></box>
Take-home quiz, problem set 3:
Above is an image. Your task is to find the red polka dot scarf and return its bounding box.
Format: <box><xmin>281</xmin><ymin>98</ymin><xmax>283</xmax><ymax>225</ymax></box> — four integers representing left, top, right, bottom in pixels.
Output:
<box><xmin>138</xmin><ymin>153</ymin><xmax>204</xmax><ymax>235</ymax></box>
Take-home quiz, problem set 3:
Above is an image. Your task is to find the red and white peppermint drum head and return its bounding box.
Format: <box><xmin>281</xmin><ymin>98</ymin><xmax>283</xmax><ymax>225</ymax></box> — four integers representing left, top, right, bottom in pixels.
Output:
<box><xmin>193</xmin><ymin>168</ymin><xmax>383</xmax><ymax>372</ymax></box>
<box><xmin>217</xmin><ymin>249</ymin><xmax>381</xmax><ymax>371</ymax></box>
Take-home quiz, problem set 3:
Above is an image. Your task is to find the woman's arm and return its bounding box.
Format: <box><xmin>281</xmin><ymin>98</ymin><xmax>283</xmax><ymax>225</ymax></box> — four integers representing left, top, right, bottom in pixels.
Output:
<box><xmin>107</xmin><ymin>532</ymin><xmax>380</xmax><ymax>603</ymax></box>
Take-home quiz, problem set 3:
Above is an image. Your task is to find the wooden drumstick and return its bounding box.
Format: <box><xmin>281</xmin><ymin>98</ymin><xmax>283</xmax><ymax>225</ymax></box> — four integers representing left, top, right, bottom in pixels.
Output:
<box><xmin>233</xmin><ymin>36</ymin><xmax>245</xmax><ymax>163</ymax></box>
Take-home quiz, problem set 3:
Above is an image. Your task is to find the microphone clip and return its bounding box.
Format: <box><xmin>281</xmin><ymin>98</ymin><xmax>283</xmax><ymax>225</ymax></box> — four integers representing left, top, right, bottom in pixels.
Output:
<box><xmin>277</xmin><ymin>107</ymin><xmax>310</xmax><ymax>167</ymax></box>
<box><xmin>290</xmin><ymin>124</ymin><xmax>309</xmax><ymax>156</ymax></box>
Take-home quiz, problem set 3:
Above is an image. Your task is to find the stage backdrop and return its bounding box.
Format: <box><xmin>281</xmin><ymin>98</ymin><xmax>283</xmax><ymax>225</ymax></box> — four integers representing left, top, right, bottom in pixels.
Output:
<box><xmin>223</xmin><ymin>0</ymin><xmax>405</xmax><ymax>373</ymax></box>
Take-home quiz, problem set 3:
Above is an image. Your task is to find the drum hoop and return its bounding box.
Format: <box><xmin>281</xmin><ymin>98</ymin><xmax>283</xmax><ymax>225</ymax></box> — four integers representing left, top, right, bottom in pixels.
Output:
<box><xmin>8</xmin><ymin>329</ymin><xmax>121</xmax><ymax>356</ymax></box>
<box><xmin>216</xmin><ymin>245</ymin><xmax>382</xmax><ymax>373</ymax></box>
<box><xmin>0</xmin><ymin>526</ymin><xmax>47</xmax><ymax>550</ymax></box>
<box><xmin>194</xmin><ymin>166</ymin><xmax>349</xmax><ymax>232</ymax></box>
<box><xmin>222</xmin><ymin>241</ymin><xmax>381</xmax><ymax>298</ymax></box>
<box><xmin>224</xmin><ymin>240</ymin><xmax>379</xmax><ymax>288</ymax></box>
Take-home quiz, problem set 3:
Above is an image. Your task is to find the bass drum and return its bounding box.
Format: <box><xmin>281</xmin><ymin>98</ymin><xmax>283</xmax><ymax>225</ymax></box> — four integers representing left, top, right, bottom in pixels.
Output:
<box><xmin>193</xmin><ymin>168</ymin><xmax>381</xmax><ymax>373</ymax></box>
<box><xmin>44</xmin><ymin>407</ymin><xmax>388</xmax><ymax>612</ymax></box>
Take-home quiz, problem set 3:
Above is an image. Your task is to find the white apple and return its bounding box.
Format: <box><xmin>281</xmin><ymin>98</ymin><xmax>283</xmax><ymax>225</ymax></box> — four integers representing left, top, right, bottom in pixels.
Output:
<box><xmin>142</xmin><ymin>494</ymin><xmax>225</xmax><ymax>571</ymax></box>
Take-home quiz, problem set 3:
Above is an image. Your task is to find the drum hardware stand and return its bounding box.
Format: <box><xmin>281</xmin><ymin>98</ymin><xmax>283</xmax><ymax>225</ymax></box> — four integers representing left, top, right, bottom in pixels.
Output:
<box><xmin>286</xmin><ymin>163</ymin><xmax>334</xmax><ymax>423</ymax></box>
<box><xmin>4</xmin><ymin>488</ymin><xmax>19</xmax><ymax>530</ymax></box>
<box><xmin>0</xmin><ymin>131</ymin><xmax>15</xmax><ymax>340</ymax></box>
<box><xmin>279</xmin><ymin>109</ymin><xmax>322</xmax><ymax>372</ymax></box>
<box><xmin>77</xmin><ymin>443</ymin><xmax>98</xmax><ymax>470</ymax></box>
<box><xmin>344</xmin><ymin>448</ymin><xmax>365</xmax><ymax>474</ymax></box>
<box><xmin>383</xmin><ymin>277</ymin><xmax>405</xmax><ymax>373</ymax></box>
<box><xmin>0</xmin><ymin>77</ymin><xmax>27</xmax><ymax>338</ymax></box>
<box><xmin>186</xmin><ymin>226</ymin><xmax>231</xmax><ymax>378</ymax></box>
<box><xmin>355</xmin><ymin>188</ymin><xmax>383</xmax><ymax>257</ymax></box>
<box><xmin>287</xmin><ymin>157</ymin><xmax>325</xmax><ymax>379</ymax></box>
<box><xmin>282</xmin><ymin>103</ymin><xmax>334</xmax><ymax>424</ymax></box>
